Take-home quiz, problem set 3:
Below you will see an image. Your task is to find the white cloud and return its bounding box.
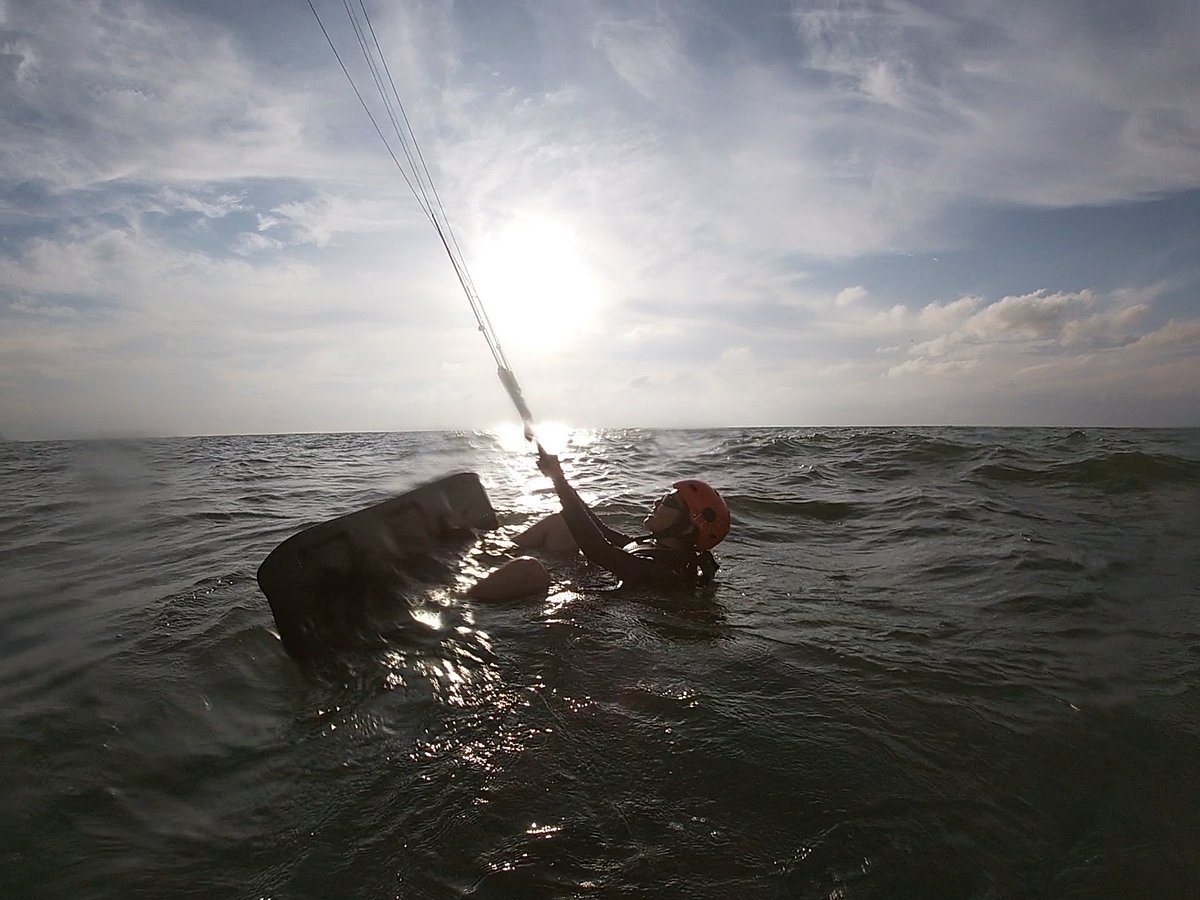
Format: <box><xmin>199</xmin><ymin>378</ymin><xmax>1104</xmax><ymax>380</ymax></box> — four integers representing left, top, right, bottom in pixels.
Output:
<box><xmin>8</xmin><ymin>299</ymin><xmax>79</xmax><ymax>319</ymax></box>
<box><xmin>266</xmin><ymin>194</ymin><xmax>429</xmax><ymax>248</ymax></box>
<box><xmin>787</xmin><ymin>0</ymin><xmax>1200</xmax><ymax>208</ymax></box>
<box><xmin>1061</xmin><ymin>303</ymin><xmax>1149</xmax><ymax>347</ymax></box>
<box><xmin>155</xmin><ymin>188</ymin><xmax>244</xmax><ymax>220</ymax></box>
<box><xmin>717</xmin><ymin>346</ymin><xmax>755</xmax><ymax>372</ymax></box>
<box><xmin>892</xmin><ymin>289</ymin><xmax>1139</xmax><ymax>368</ymax></box>
<box><xmin>869</xmin><ymin>303</ymin><xmax>911</xmax><ymax>330</ymax></box>
<box><xmin>917</xmin><ymin>296</ymin><xmax>981</xmax><ymax>331</ymax></box>
<box><xmin>847</xmin><ymin>286</ymin><xmax>1199</xmax><ymax>422</ymax></box>
<box><xmin>233</xmin><ymin>232</ymin><xmax>284</xmax><ymax>255</ymax></box>
<box><xmin>835</xmin><ymin>285</ymin><xmax>868</xmax><ymax>307</ymax></box>
<box><xmin>886</xmin><ymin>357</ymin><xmax>979</xmax><ymax>378</ymax></box>
<box><xmin>591</xmin><ymin>10</ymin><xmax>691</xmax><ymax>101</ymax></box>
<box><xmin>1126</xmin><ymin>319</ymin><xmax>1200</xmax><ymax>354</ymax></box>
<box><xmin>1</xmin><ymin>2</ymin><xmax>301</xmax><ymax>189</ymax></box>
<box><xmin>967</xmin><ymin>290</ymin><xmax>1095</xmax><ymax>342</ymax></box>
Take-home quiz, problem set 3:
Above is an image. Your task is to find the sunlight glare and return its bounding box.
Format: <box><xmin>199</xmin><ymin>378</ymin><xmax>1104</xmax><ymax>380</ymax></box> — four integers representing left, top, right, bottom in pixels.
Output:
<box><xmin>410</xmin><ymin>606</ymin><xmax>444</xmax><ymax>631</ymax></box>
<box><xmin>489</xmin><ymin>419</ymin><xmax>574</xmax><ymax>455</ymax></box>
<box><xmin>474</xmin><ymin>214</ymin><xmax>601</xmax><ymax>351</ymax></box>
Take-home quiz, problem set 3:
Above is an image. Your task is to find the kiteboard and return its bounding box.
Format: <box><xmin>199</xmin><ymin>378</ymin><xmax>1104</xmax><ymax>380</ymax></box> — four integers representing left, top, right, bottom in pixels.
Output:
<box><xmin>257</xmin><ymin>472</ymin><xmax>497</xmax><ymax>666</ymax></box>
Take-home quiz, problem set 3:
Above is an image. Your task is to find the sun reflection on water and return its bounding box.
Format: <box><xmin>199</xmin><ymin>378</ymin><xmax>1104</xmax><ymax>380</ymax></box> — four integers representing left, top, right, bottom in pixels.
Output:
<box><xmin>409</xmin><ymin>606</ymin><xmax>444</xmax><ymax>631</ymax></box>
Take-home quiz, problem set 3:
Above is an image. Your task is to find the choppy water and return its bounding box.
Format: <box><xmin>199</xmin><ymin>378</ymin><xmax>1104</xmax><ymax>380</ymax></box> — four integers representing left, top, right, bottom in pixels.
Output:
<box><xmin>1</xmin><ymin>427</ymin><xmax>1198</xmax><ymax>899</ymax></box>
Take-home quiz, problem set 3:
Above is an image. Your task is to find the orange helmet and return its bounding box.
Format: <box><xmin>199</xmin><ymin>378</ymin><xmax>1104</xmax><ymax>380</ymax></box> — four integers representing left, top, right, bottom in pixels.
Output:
<box><xmin>672</xmin><ymin>479</ymin><xmax>730</xmax><ymax>551</ymax></box>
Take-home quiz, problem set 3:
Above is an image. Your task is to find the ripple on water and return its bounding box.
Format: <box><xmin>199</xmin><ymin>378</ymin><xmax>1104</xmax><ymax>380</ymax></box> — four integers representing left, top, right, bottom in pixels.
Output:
<box><xmin>1</xmin><ymin>427</ymin><xmax>1198</xmax><ymax>898</ymax></box>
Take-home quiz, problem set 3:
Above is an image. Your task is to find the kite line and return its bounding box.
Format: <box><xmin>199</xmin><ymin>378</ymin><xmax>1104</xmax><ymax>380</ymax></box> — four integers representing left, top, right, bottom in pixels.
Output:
<box><xmin>305</xmin><ymin>0</ymin><xmax>536</xmax><ymax>439</ymax></box>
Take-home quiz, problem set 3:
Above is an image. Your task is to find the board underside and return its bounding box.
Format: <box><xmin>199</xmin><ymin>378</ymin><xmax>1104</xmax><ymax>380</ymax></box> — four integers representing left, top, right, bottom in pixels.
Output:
<box><xmin>257</xmin><ymin>472</ymin><xmax>498</xmax><ymax>666</ymax></box>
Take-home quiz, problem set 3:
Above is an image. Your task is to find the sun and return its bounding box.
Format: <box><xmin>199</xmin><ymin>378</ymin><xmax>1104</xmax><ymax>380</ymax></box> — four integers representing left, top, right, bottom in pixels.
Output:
<box><xmin>471</xmin><ymin>213</ymin><xmax>601</xmax><ymax>352</ymax></box>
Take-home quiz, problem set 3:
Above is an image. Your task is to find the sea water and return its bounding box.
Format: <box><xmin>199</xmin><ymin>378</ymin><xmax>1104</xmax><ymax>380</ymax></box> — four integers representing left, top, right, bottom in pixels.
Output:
<box><xmin>1</xmin><ymin>427</ymin><xmax>1197</xmax><ymax>899</ymax></box>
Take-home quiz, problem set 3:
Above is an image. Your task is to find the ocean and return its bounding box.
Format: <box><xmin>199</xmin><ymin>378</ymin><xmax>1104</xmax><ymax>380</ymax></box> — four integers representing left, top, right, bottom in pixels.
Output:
<box><xmin>1</xmin><ymin>427</ymin><xmax>1198</xmax><ymax>899</ymax></box>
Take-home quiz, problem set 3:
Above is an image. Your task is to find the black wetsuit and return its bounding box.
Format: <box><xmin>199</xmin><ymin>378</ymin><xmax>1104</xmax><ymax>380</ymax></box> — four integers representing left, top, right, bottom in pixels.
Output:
<box><xmin>548</xmin><ymin>471</ymin><xmax>705</xmax><ymax>588</ymax></box>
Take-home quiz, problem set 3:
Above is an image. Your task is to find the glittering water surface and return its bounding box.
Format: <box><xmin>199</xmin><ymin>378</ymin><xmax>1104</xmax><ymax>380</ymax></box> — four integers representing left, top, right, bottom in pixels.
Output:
<box><xmin>1</xmin><ymin>428</ymin><xmax>1198</xmax><ymax>898</ymax></box>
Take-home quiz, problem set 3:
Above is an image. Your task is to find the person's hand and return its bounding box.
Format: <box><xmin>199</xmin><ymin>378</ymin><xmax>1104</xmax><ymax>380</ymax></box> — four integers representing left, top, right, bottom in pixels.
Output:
<box><xmin>536</xmin><ymin>445</ymin><xmax>563</xmax><ymax>479</ymax></box>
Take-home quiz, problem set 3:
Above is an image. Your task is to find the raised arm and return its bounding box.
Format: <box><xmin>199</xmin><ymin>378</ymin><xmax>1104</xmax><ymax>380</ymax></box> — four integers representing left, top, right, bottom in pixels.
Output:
<box><xmin>538</xmin><ymin>449</ymin><xmax>682</xmax><ymax>585</ymax></box>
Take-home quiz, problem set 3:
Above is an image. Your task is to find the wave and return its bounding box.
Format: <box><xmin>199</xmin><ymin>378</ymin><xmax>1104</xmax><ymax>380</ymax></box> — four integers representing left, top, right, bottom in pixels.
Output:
<box><xmin>971</xmin><ymin>449</ymin><xmax>1200</xmax><ymax>491</ymax></box>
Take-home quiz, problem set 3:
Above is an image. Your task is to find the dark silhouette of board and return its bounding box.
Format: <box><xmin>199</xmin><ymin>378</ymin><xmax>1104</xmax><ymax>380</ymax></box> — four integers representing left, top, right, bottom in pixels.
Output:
<box><xmin>257</xmin><ymin>472</ymin><xmax>498</xmax><ymax>667</ymax></box>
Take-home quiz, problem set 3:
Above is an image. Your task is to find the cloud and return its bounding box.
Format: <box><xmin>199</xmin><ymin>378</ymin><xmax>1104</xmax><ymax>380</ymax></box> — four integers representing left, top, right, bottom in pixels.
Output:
<box><xmin>835</xmin><ymin>285</ymin><xmax>868</xmax><ymax>307</ymax></box>
<box><xmin>233</xmin><ymin>232</ymin><xmax>284</xmax><ymax>255</ymax></box>
<box><xmin>590</xmin><ymin>9</ymin><xmax>691</xmax><ymax>101</ymax></box>
<box><xmin>968</xmin><ymin>290</ymin><xmax>1096</xmax><ymax>343</ymax></box>
<box><xmin>885</xmin><ymin>289</ymin><xmax>1141</xmax><ymax>372</ymax></box>
<box><xmin>1061</xmin><ymin>303</ymin><xmax>1150</xmax><ymax>347</ymax></box>
<box><xmin>886</xmin><ymin>356</ymin><xmax>979</xmax><ymax>378</ymax></box>
<box><xmin>1</xmin><ymin>0</ymin><xmax>1198</xmax><ymax>435</ymax></box>
<box><xmin>787</xmin><ymin>0</ymin><xmax>1200</xmax><ymax>209</ymax></box>
<box><xmin>8</xmin><ymin>299</ymin><xmax>80</xmax><ymax>319</ymax></box>
<box><xmin>266</xmin><ymin>194</ymin><xmax>428</xmax><ymax>248</ymax></box>
<box><xmin>155</xmin><ymin>187</ymin><xmax>245</xmax><ymax>220</ymax></box>
<box><xmin>864</xmin><ymin>288</ymin><xmax>1199</xmax><ymax>426</ymax></box>
<box><xmin>1</xmin><ymin>1</ymin><xmax>302</xmax><ymax>189</ymax></box>
<box><xmin>1126</xmin><ymin>318</ymin><xmax>1200</xmax><ymax>354</ymax></box>
<box><xmin>467</xmin><ymin>0</ymin><xmax>1200</xmax><ymax>276</ymax></box>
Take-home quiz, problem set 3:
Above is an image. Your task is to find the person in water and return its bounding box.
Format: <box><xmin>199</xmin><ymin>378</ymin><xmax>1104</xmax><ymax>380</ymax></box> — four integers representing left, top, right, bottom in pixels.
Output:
<box><xmin>469</xmin><ymin>447</ymin><xmax>730</xmax><ymax>600</ymax></box>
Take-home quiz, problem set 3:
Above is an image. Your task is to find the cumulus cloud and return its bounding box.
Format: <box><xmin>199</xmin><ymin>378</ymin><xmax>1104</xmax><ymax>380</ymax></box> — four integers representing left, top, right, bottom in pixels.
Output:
<box><xmin>968</xmin><ymin>291</ymin><xmax>1096</xmax><ymax>343</ymax></box>
<box><xmin>883</xmin><ymin>290</ymin><xmax>1124</xmax><ymax>373</ymax></box>
<box><xmin>1126</xmin><ymin>319</ymin><xmax>1200</xmax><ymax>354</ymax></box>
<box><xmin>868</xmin><ymin>286</ymin><xmax>1194</xmax><ymax>426</ymax></box>
<box><xmin>835</xmin><ymin>285</ymin><xmax>868</xmax><ymax>307</ymax></box>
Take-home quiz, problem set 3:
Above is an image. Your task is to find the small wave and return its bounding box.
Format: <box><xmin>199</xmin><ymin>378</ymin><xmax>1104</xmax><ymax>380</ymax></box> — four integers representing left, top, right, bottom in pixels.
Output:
<box><xmin>1060</xmin><ymin>450</ymin><xmax>1200</xmax><ymax>489</ymax></box>
<box><xmin>727</xmin><ymin>494</ymin><xmax>860</xmax><ymax>523</ymax></box>
<box><xmin>4</xmin><ymin>425</ymin><xmax>1198</xmax><ymax>900</ymax></box>
<box><xmin>972</xmin><ymin>449</ymin><xmax>1200</xmax><ymax>491</ymax></box>
<box><xmin>893</xmin><ymin>436</ymin><xmax>986</xmax><ymax>464</ymax></box>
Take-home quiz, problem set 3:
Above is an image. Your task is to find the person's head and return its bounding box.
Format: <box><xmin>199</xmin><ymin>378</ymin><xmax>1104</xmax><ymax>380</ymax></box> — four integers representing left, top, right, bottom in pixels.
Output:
<box><xmin>644</xmin><ymin>479</ymin><xmax>730</xmax><ymax>551</ymax></box>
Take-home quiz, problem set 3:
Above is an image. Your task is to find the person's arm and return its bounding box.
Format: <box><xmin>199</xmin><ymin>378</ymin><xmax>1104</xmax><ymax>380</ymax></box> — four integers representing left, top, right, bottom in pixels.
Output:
<box><xmin>577</xmin><ymin>493</ymin><xmax>631</xmax><ymax>546</ymax></box>
<box><xmin>539</xmin><ymin>451</ymin><xmax>681</xmax><ymax>584</ymax></box>
<box><xmin>537</xmin><ymin>448</ymin><xmax>629</xmax><ymax>542</ymax></box>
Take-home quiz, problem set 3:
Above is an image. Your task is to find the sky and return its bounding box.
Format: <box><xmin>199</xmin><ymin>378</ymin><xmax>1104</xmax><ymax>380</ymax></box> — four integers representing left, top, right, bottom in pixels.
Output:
<box><xmin>1</xmin><ymin>0</ymin><xmax>1199</xmax><ymax>439</ymax></box>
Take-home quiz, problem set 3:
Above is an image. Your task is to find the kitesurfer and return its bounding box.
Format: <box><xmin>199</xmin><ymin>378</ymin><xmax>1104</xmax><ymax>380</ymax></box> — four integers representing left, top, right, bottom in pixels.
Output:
<box><xmin>469</xmin><ymin>448</ymin><xmax>730</xmax><ymax>600</ymax></box>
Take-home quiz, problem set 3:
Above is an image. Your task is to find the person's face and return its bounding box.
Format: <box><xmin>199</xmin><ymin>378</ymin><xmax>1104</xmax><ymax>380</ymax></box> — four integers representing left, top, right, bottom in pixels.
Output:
<box><xmin>644</xmin><ymin>490</ymin><xmax>685</xmax><ymax>532</ymax></box>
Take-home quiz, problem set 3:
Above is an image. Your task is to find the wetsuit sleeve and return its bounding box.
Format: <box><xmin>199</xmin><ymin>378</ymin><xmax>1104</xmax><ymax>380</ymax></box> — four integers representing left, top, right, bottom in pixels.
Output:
<box><xmin>578</xmin><ymin>496</ymin><xmax>630</xmax><ymax>546</ymax></box>
<box><xmin>549</xmin><ymin>473</ymin><xmax>681</xmax><ymax>585</ymax></box>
